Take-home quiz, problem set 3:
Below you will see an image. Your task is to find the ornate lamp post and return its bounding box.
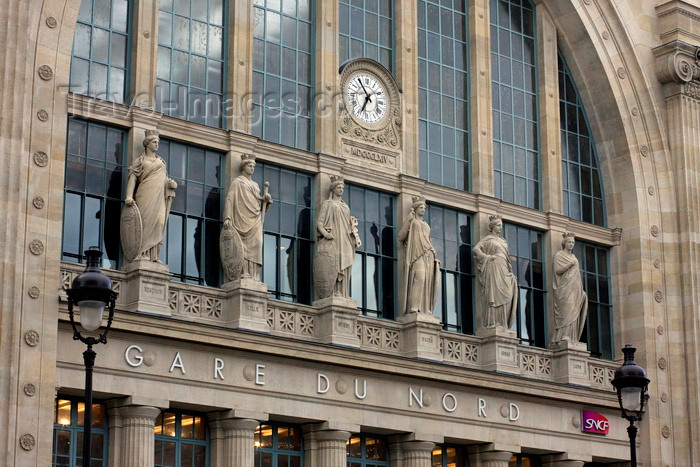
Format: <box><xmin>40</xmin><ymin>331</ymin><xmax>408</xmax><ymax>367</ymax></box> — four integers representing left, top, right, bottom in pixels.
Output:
<box><xmin>611</xmin><ymin>344</ymin><xmax>650</xmax><ymax>467</ymax></box>
<box><xmin>66</xmin><ymin>247</ymin><xmax>118</xmax><ymax>465</ymax></box>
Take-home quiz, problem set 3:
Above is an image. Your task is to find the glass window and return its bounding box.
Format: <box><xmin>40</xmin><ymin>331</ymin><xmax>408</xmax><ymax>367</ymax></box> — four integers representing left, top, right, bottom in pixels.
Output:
<box><xmin>559</xmin><ymin>53</ymin><xmax>605</xmax><ymax>226</ymax></box>
<box><xmin>573</xmin><ymin>240</ymin><xmax>613</xmax><ymax>360</ymax></box>
<box><xmin>252</xmin><ymin>162</ymin><xmax>314</xmax><ymax>304</ymax></box>
<box><xmin>432</xmin><ymin>445</ymin><xmax>469</xmax><ymax>466</ymax></box>
<box><xmin>418</xmin><ymin>0</ymin><xmax>469</xmax><ymax>190</ymax></box>
<box><xmin>426</xmin><ymin>205</ymin><xmax>474</xmax><ymax>334</ymax></box>
<box><xmin>509</xmin><ymin>454</ymin><xmax>542</xmax><ymax>467</ymax></box>
<box><xmin>157</xmin><ymin>140</ymin><xmax>225</xmax><ymax>286</ymax></box>
<box><xmin>504</xmin><ymin>223</ymin><xmax>545</xmax><ymax>347</ymax></box>
<box><xmin>346</xmin><ymin>434</ymin><xmax>389</xmax><ymax>467</ymax></box>
<box><xmin>62</xmin><ymin>118</ymin><xmax>126</xmax><ymax>269</ymax></box>
<box><xmin>154</xmin><ymin>411</ymin><xmax>208</xmax><ymax>467</ymax></box>
<box><xmin>254</xmin><ymin>423</ymin><xmax>303</xmax><ymax>467</ymax></box>
<box><xmin>71</xmin><ymin>0</ymin><xmax>130</xmax><ymax>103</ymax></box>
<box><xmin>490</xmin><ymin>0</ymin><xmax>540</xmax><ymax>209</ymax></box>
<box><xmin>53</xmin><ymin>397</ymin><xmax>108</xmax><ymax>467</ymax></box>
<box><xmin>346</xmin><ymin>185</ymin><xmax>396</xmax><ymax>319</ymax></box>
<box><xmin>156</xmin><ymin>0</ymin><xmax>226</xmax><ymax>127</ymax></box>
<box><xmin>339</xmin><ymin>0</ymin><xmax>393</xmax><ymax>71</ymax></box>
<box><xmin>252</xmin><ymin>0</ymin><xmax>314</xmax><ymax>150</ymax></box>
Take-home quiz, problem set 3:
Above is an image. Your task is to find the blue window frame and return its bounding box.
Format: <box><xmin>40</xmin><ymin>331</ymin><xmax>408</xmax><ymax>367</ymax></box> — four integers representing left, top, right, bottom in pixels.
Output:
<box><xmin>346</xmin><ymin>185</ymin><xmax>396</xmax><ymax>319</ymax></box>
<box><xmin>418</xmin><ymin>0</ymin><xmax>470</xmax><ymax>190</ymax></box>
<box><xmin>62</xmin><ymin>118</ymin><xmax>126</xmax><ymax>269</ymax></box>
<box><xmin>254</xmin><ymin>423</ymin><xmax>304</xmax><ymax>466</ymax></box>
<box><xmin>574</xmin><ymin>240</ymin><xmax>613</xmax><ymax>360</ymax></box>
<box><xmin>71</xmin><ymin>0</ymin><xmax>130</xmax><ymax>103</ymax></box>
<box><xmin>559</xmin><ymin>53</ymin><xmax>605</xmax><ymax>226</ymax></box>
<box><xmin>490</xmin><ymin>0</ymin><xmax>539</xmax><ymax>209</ymax></box>
<box><xmin>432</xmin><ymin>445</ymin><xmax>469</xmax><ymax>466</ymax></box>
<box><xmin>346</xmin><ymin>434</ymin><xmax>390</xmax><ymax>467</ymax></box>
<box><xmin>252</xmin><ymin>162</ymin><xmax>314</xmax><ymax>304</ymax></box>
<box><xmin>426</xmin><ymin>205</ymin><xmax>474</xmax><ymax>334</ymax></box>
<box><xmin>252</xmin><ymin>0</ymin><xmax>314</xmax><ymax>150</ymax></box>
<box><xmin>158</xmin><ymin>140</ymin><xmax>225</xmax><ymax>286</ymax></box>
<box><xmin>154</xmin><ymin>410</ymin><xmax>209</xmax><ymax>467</ymax></box>
<box><xmin>504</xmin><ymin>223</ymin><xmax>546</xmax><ymax>347</ymax></box>
<box><xmin>339</xmin><ymin>0</ymin><xmax>393</xmax><ymax>72</ymax></box>
<box><xmin>53</xmin><ymin>397</ymin><xmax>108</xmax><ymax>467</ymax></box>
<box><xmin>156</xmin><ymin>0</ymin><xmax>226</xmax><ymax>127</ymax></box>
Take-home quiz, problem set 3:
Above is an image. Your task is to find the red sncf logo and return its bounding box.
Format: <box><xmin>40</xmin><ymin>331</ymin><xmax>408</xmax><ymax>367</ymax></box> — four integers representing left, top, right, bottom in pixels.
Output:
<box><xmin>581</xmin><ymin>410</ymin><xmax>610</xmax><ymax>435</ymax></box>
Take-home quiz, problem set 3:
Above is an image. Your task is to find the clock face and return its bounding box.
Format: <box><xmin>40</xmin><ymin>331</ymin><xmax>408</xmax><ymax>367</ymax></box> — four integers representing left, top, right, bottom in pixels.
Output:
<box><xmin>346</xmin><ymin>73</ymin><xmax>388</xmax><ymax>125</ymax></box>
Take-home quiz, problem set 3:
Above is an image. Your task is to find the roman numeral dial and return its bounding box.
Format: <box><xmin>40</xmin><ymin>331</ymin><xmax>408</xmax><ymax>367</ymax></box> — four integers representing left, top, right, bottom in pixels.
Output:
<box><xmin>346</xmin><ymin>72</ymin><xmax>388</xmax><ymax>125</ymax></box>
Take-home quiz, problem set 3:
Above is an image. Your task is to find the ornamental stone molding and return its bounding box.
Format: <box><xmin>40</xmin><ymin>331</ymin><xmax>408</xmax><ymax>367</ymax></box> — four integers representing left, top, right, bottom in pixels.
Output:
<box><xmin>28</xmin><ymin>286</ymin><xmax>40</xmax><ymax>299</ymax></box>
<box><xmin>32</xmin><ymin>197</ymin><xmax>45</xmax><ymax>209</ymax></box>
<box><xmin>24</xmin><ymin>330</ymin><xmax>40</xmax><ymax>347</ymax></box>
<box><xmin>36</xmin><ymin>109</ymin><xmax>49</xmax><ymax>121</ymax></box>
<box><xmin>33</xmin><ymin>151</ymin><xmax>48</xmax><ymax>167</ymax></box>
<box><xmin>38</xmin><ymin>65</ymin><xmax>53</xmax><ymax>80</ymax></box>
<box><xmin>28</xmin><ymin>239</ymin><xmax>44</xmax><ymax>255</ymax></box>
<box><xmin>655</xmin><ymin>41</ymin><xmax>700</xmax><ymax>94</ymax></box>
<box><xmin>23</xmin><ymin>383</ymin><xmax>36</xmax><ymax>396</ymax></box>
<box><xmin>45</xmin><ymin>16</ymin><xmax>57</xmax><ymax>28</ymax></box>
<box><xmin>19</xmin><ymin>434</ymin><xmax>35</xmax><ymax>451</ymax></box>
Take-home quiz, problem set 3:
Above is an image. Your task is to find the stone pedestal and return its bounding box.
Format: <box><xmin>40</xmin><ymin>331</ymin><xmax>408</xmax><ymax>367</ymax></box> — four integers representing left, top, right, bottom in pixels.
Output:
<box><xmin>398</xmin><ymin>312</ymin><xmax>443</xmax><ymax>361</ymax></box>
<box><xmin>550</xmin><ymin>339</ymin><xmax>591</xmax><ymax>386</ymax></box>
<box><xmin>121</xmin><ymin>261</ymin><xmax>172</xmax><ymax>316</ymax></box>
<box><xmin>116</xmin><ymin>405</ymin><xmax>161</xmax><ymax>467</ymax></box>
<box><xmin>477</xmin><ymin>326</ymin><xmax>521</xmax><ymax>375</ymax></box>
<box><xmin>313</xmin><ymin>296</ymin><xmax>360</xmax><ymax>347</ymax></box>
<box><xmin>209</xmin><ymin>416</ymin><xmax>261</xmax><ymax>467</ymax></box>
<box><xmin>222</xmin><ymin>279</ymin><xmax>270</xmax><ymax>333</ymax></box>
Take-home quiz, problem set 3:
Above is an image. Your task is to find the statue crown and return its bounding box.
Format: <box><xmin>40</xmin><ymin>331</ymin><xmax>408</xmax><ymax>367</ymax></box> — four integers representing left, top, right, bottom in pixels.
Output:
<box><xmin>329</xmin><ymin>175</ymin><xmax>345</xmax><ymax>188</ymax></box>
<box><xmin>144</xmin><ymin>129</ymin><xmax>159</xmax><ymax>139</ymax></box>
<box><xmin>241</xmin><ymin>153</ymin><xmax>256</xmax><ymax>163</ymax></box>
<box><xmin>488</xmin><ymin>214</ymin><xmax>502</xmax><ymax>223</ymax></box>
<box><xmin>563</xmin><ymin>231</ymin><xmax>576</xmax><ymax>240</ymax></box>
<box><xmin>411</xmin><ymin>195</ymin><xmax>425</xmax><ymax>207</ymax></box>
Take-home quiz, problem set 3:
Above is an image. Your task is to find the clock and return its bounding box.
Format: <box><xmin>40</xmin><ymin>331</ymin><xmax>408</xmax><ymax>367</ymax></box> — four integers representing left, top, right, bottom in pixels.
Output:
<box><xmin>345</xmin><ymin>72</ymin><xmax>388</xmax><ymax>125</ymax></box>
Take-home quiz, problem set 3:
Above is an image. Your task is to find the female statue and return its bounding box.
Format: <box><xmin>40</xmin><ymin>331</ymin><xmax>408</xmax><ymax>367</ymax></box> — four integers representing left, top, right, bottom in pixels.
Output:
<box><xmin>398</xmin><ymin>196</ymin><xmax>441</xmax><ymax>314</ymax></box>
<box><xmin>552</xmin><ymin>232</ymin><xmax>588</xmax><ymax>343</ymax></box>
<box><xmin>472</xmin><ymin>215</ymin><xmax>518</xmax><ymax>329</ymax></box>
<box><xmin>222</xmin><ymin>154</ymin><xmax>272</xmax><ymax>281</ymax></box>
<box><xmin>122</xmin><ymin>130</ymin><xmax>177</xmax><ymax>262</ymax></box>
<box><xmin>313</xmin><ymin>176</ymin><xmax>361</xmax><ymax>299</ymax></box>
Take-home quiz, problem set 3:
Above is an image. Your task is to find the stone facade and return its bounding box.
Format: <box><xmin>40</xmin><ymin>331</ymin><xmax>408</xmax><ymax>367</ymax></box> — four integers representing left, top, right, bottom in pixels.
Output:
<box><xmin>1</xmin><ymin>0</ymin><xmax>699</xmax><ymax>466</ymax></box>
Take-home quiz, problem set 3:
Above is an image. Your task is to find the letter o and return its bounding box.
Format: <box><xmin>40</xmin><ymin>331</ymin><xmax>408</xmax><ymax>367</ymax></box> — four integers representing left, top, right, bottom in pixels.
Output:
<box><xmin>442</xmin><ymin>393</ymin><xmax>457</xmax><ymax>412</ymax></box>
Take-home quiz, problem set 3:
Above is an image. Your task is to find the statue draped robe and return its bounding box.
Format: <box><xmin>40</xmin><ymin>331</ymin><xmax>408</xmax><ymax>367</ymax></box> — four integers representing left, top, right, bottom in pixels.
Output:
<box><xmin>400</xmin><ymin>218</ymin><xmax>440</xmax><ymax>314</ymax></box>
<box><xmin>552</xmin><ymin>250</ymin><xmax>588</xmax><ymax>342</ymax></box>
<box><xmin>225</xmin><ymin>175</ymin><xmax>264</xmax><ymax>270</ymax></box>
<box><xmin>314</xmin><ymin>198</ymin><xmax>356</xmax><ymax>298</ymax></box>
<box><xmin>473</xmin><ymin>234</ymin><xmax>518</xmax><ymax>328</ymax></box>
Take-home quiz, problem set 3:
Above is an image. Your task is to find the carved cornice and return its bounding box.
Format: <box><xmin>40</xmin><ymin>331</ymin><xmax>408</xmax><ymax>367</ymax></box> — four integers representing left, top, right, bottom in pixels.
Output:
<box><xmin>654</xmin><ymin>40</ymin><xmax>700</xmax><ymax>93</ymax></box>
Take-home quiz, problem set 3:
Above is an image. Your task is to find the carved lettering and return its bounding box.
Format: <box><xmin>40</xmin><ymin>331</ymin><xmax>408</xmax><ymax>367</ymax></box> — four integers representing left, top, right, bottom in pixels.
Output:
<box><xmin>214</xmin><ymin>358</ymin><xmax>224</xmax><ymax>380</ymax></box>
<box><xmin>255</xmin><ymin>364</ymin><xmax>265</xmax><ymax>385</ymax></box>
<box><xmin>143</xmin><ymin>283</ymin><xmax>165</xmax><ymax>297</ymax></box>
<box><xmin>354</xmin><ymin>378</ymin><xmax>367</xmax><ymax>399</ymax></box>
<box><xmin>170</xmin><ymin>352</ymin><xmax>186</xmax><ymax>374</ymax></box>
<box><xmin>125</xmin><ymin>345</ymin><xmax>144</xmax><ymax>367</ymax></box>
<box><xmin>318</xmin><ymin>373</ymin><xmax>330</xmax><ymax>394</ymax></box>
<box><xmin>500</xmin><ymin>350</ymin><xmax>511</xmax><ymax>357</ymax></box>
<box><xmin>478</xmin><ymin>398</ymin><xmax>487</xmax><ymax>418</ymax></box>
<box><xmin>409</xmin><ymin>387</ymin><xmax>423</xmax><ymax>408</ymax></box>
<box><xmin>442</xmin><ymin>393</ymin><xmax>457</xmax><ymax>412</ymax></box>
<box><xmin>509</xmin><ymin>403</ymin><xmax>520</xmax><ymax>421</ymax></box>
<box><xmin>421</xmin><ymin>335</ymin><xmax>433</xmax><ymax>344</ymax></box>
<box><xmin>350</xmin><ymin>147</ymin><xmax>390</xmax><ymax>165</ymax></box>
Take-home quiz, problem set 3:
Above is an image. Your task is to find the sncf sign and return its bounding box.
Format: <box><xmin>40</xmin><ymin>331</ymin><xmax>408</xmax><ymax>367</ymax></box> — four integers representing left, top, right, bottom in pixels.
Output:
<box><xmin>581</xmin><ymin>410</ymin><xmax>610</xmax><ymax>435</ymax></box>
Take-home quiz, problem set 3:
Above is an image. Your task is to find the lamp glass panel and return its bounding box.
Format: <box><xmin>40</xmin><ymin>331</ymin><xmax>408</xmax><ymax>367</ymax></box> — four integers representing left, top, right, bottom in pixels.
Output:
<box><xmin>78</xmin><ymin>300</ymin><xmax>106</xmax><ymax>331</ymax></box>
<box><xmin>621</xmin><ymin>386</ymin><xmax>642</xmax><ymax>411</ymax></box>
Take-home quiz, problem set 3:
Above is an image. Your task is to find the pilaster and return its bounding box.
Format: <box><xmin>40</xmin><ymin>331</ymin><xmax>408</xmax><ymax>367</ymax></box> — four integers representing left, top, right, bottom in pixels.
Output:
<box><xmin>467</xmin><ymin>445</ymin><xmax>515</xmax><ymax>467</ymax></box>
<box><xmin>399</xmin><ymin>440</ymin><xmax>436</xmax><ymax>467</ymax></box>
<box><xmin>117</xmin><ymin>405</ymin><xmax>161</xmax><ymax>467</ymax></box>
<box><xmin>314</xmin><ymin>0</ymin><xmax>340</xmax><ymax>155</ymax></box>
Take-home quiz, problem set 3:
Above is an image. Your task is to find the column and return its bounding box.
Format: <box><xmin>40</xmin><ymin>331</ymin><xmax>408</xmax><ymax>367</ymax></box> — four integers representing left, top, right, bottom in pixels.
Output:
<box><xmin>303</xmin><ymin>424</ymin><xmax>352</xmax><ymax>467</ymax></box>
<box><xmin>118</xmin><ymin>405</ymin><xmax>161</xmax><ymax>467</ymax></box>
<box><xmin>542</xmin><ymin>453</ymin><xmax>591</xmax><ymax>467</ymax></box>
<box><xmin>468</xmin><ymin>445</ymin><xmax>514</xmax><ymax>467</ymax></box>
<box><xmin>400</xmin><ymin>440</ymin><xmax>436</xmax><ymax>467</ymax></box>
<box><xmin>209</xmin><ymin>417</ymin><xmax>260</xmax><ymax>467</ymax></box>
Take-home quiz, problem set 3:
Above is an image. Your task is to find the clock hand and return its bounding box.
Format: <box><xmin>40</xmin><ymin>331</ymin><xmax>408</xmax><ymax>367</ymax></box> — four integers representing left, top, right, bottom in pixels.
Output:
<box><xmin>361</xmin><ymin>93</ymin><xmax>371</xmax><ymax>112</ymax></box>
<box><xmin>357</xmin><ymin>78</ymin><xmax>370</xmax><ymax>98</ymax></box>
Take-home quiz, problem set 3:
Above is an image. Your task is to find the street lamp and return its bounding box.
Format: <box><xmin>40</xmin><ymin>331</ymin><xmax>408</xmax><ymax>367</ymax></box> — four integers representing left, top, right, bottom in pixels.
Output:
<box><xmin>66</xmin><ymin>247</ymin><xmax>118</xmax><ymax>466</ymax></box>
<box><xmin>611</xmin><ymin>344</ymin><xmax>650</xmax><ymax>467</ymax></box>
